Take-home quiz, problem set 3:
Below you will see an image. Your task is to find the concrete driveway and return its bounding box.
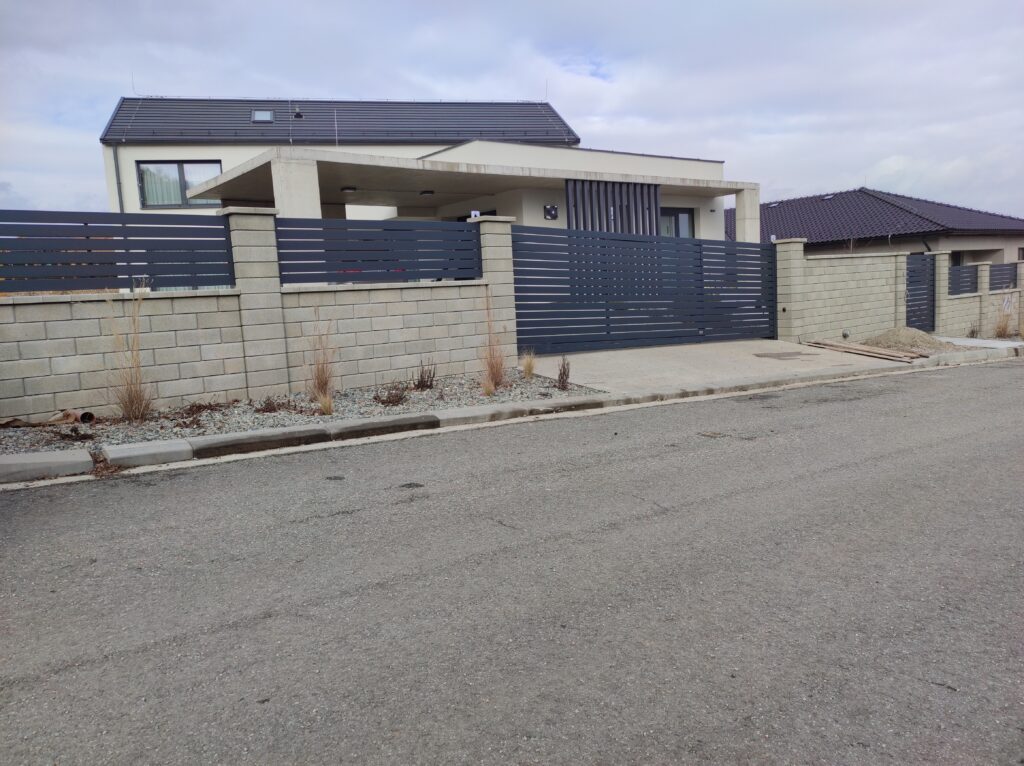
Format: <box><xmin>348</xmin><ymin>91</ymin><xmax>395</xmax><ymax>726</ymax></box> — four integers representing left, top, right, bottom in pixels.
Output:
<box><xmin>532</xmin><ymin>339</ymin><xmax>903</xmax><ymax>394</ymax></box>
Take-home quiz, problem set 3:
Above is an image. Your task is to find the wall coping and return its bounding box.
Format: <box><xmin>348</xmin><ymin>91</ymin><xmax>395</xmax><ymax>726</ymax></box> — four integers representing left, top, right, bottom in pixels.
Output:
<box><xmin>217</xmin><ymin>206</ymin><xmax>279</xmax><ymax>216</ymax></box>
<box><xmin>0</xmin><ymin>288</ymin><xmax>241</xmax><ymax>305</ymax></box>
<box><xmin>468</xmin><ymin>215</ymin><xmax>517</xmax><ymax>223</ymax></box>
<box><xmin>805</xmin><ymin>251</ymin><xmax>911</xmax><ymax>261</ymax></box>
<box><xmin>773</xmin><ymin>237</ymin><xmax>807</xmax><ymax>244</ymax></box>
<box><xmin>281</xmin><ymin>278</ymin><xmax>489</xmax><ymax>294</ymax></box>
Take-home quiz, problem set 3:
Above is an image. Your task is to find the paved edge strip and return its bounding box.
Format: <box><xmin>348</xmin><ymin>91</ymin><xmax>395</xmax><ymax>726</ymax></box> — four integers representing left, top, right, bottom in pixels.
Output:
<box><xmin>2</xmin><ymin>346</ymin><xmax>1019</xmax><ymax>484</ymax></box>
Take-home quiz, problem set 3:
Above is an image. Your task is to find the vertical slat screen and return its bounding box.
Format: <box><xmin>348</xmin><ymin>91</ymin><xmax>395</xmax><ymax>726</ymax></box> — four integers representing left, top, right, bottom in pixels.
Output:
<box><xmin>565</xmin><ymin>180</ymin><xmax>660</xmax><ymax>236</ymax></box>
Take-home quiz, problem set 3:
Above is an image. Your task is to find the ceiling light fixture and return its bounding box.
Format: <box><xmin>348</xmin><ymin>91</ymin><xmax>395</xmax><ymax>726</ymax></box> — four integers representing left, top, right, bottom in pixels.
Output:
<box><xmin>419</xmin><ymin>190</ymin><xmax>435</xmax><ymax>196</ymax></box>
<box><xmin>340</xmin><ymin>186</ymin><xmax>357</xmax><ymax>193</ymax></box>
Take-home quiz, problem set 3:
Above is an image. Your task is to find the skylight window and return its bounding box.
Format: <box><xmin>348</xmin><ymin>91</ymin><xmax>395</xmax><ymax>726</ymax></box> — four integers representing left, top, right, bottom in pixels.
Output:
<box><xmin>251</xmin><ymin>109</ymin><xmax>274</xmax><ymax>123</ymax></box>
<box><xmin>822</xmin><ymin>194</ymin><xmax>835</xmax><ymax>200</ymax></box>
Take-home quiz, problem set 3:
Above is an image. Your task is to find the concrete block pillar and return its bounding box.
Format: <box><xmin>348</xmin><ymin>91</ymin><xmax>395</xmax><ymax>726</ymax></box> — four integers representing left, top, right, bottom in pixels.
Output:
<box><xmin>470</xmin><ymin>215</ymin><xmax>519</xmax><ymax>361</ymax></box>
<box><xmin>933</xmin><ymin>251</ymin><xmax>951</xmax><ymax>334</ymax></box>
<box><xmin>894</xmin><ymin>253</ymin><xmax>908</xmax><ymax>328</ymax></box>
<box><xmin>773</xmin><ymin>238</ymin><xmax>806</xmax><ymax>343</ymax></box>
<box><xmin>733</xmin><ymin>188</ymin><xmax>761</xmax><ymax>244</ymax></box>
<box><xmin>1018</xmin><ymin>261</ymin><xmax>1024</xmax><ymax>336</ymax></box>
<box><xmin>976</xmin><ymin>262</ymin><xmax>991</xmax><ymax>336</ymax></box>
<box><xmin>221</xmin><ymin>207</ymin><xmax>291</xmax><ymax>399</ymax></box>
<box><xmin>270</xmin><ymin>158</ymin><xmax>322</xmax><ymax>218</ymax></box>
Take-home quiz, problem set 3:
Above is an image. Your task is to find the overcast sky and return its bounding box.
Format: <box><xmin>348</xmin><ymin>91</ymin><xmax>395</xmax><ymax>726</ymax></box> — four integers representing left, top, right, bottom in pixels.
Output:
<box><xmin>1</xmin><ymin>0</ymin><xmax>1022</xmax><ymax>215</ymax></box>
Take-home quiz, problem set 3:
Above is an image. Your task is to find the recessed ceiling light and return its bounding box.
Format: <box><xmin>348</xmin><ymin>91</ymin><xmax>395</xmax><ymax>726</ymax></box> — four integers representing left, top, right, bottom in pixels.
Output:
<box><xmin>340</xmin><ymin>186</ymin><xmax>357</xmax><ymax>193</ymax></box>
<box><xmin>419</xmin><ymin>190</ymin><xmax>435</xmax><ymax>196</ymax></box>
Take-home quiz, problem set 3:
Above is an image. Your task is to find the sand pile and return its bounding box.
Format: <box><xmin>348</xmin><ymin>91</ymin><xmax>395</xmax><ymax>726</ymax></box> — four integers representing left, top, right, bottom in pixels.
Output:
<box><xmin>864</xmin><ymin>327</ymin><xmax>958</xmax><ymax>355</ymax></box>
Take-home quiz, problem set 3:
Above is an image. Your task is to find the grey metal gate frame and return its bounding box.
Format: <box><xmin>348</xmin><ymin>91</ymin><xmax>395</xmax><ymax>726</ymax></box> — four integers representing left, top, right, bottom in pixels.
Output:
<box><xmin>906</xmin><ymin>253</ymin><xmax>936</xmax><ymax>332</ymax></box>
<box><xmin>512</xmin><ymin>226</ymin><xmax>777</xmax><ymax>355</ymax></box>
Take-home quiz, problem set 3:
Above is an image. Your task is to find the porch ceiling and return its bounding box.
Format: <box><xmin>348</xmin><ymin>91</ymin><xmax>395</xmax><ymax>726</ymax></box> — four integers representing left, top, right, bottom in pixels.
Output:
<box><xmin>188</xmin><ymin>146</ymin><xmax>756</xmax><ymax>208</ymax></box>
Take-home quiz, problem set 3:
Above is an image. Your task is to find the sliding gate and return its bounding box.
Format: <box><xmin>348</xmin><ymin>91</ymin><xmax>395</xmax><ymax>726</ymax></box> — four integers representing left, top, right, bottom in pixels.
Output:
<box><xmin>512</xmin><ymin>226</ymin><xmax>776</xmax><ymax>354</ymax></box>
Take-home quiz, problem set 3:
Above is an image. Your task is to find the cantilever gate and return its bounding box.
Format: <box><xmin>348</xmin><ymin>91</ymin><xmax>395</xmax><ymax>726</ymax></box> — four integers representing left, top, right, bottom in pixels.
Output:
<box><xmin>511</xmin><ymin>226</ymin><xmax>777</xmax><ymax>354</ymax></box>
<box><xmin>905</xmin><ymin>253</ymin><xmax>936</xmax><ymax>332</ymax></box>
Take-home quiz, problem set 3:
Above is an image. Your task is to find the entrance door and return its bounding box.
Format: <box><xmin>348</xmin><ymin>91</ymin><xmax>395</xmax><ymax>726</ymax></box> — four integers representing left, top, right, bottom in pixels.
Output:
<box><xmin>658</xmin><ymin>207</ymin><xmax>695</xmax><ymax>239</ymax></box>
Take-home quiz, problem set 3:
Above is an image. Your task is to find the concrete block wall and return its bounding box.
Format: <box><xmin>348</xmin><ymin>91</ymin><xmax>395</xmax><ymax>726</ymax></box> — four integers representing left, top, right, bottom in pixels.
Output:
<box><xmin>776</xmin><ymin>239</ymin><xmax>906</xmax><ymax>342</ymax></box>
<box><xmin>0</xmin><ymin>212</ymin><xmax>518</xmax><ymax>422</ymax></box>
<box><xmin>0</xmin><ymin>290</ymin><xmax>246</xmax><ymax>421</ymax></box>
<box><xmin>934</xmin><ymin>255</ymin><xmax>1023</xmax><ymax>337</ymax></box>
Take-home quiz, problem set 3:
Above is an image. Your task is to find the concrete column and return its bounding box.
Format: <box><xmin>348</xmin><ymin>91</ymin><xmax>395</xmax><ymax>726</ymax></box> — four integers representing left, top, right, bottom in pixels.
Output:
<box><xmin>976</xmin><ymin>262</ymin><xmax>991</xmax><ymax>336</ymax></box>
<box><xmin>733</xmin><ymin>188</ymin><xmax>761</xmax><ymax>244</ymax></box>
<box><xmin>773</xmin><ymin>238</ymin><xmax>806</xmax><ymax>343</ymax></box>
<box><xmin>221</xmin><ymin>206</ymin><xmax>291</xmax><ymax>399</ymax></box>
<box><xmin>470</xmin><ymin>215</ymin><xmax>518</xmax><ymax>362</ymax></box>
<box><xmin>270</xmin><ymin>158</ymin><xmax>322</xmax><ymax>218</ymax></box>
<box><xmin>933</xmin><ymin>251</ymin><xmax>951</xmax><ymax>334</ymax></box>
<box><xmin>894</xmin><ymin>253</ymin><xmax>908</xmax><ymax>328</ymax></box>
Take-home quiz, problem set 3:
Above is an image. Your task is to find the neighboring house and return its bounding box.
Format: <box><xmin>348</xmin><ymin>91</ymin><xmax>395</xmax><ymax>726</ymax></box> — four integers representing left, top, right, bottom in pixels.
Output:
<box><xmin>101</xmin><ymin>97</ymin><xmax>761</xmax><ymax>241</ymax></box>
<box><xmin>725</xmin><ymin>187</ymin><xmax>1024</xmax><ymax>265</ymax></box>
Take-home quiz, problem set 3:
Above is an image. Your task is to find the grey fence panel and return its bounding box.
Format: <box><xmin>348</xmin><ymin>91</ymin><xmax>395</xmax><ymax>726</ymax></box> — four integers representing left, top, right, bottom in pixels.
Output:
<box><xmin>906</xmin><ymin>253</ymin><xmax>936</xmax><ymax>332</ymax></box>
<box><xmin>512</xmin><ymin>226</ymin><xmax>776</xmax><ymax>354</ymax></box>
<box><xmin>0</xmin><ymin>209</ymin><xmax>232</xmax><ymax>292</ymax></box>
<box><xmin>949</xmin><ymin>265</ymin><xmax>979</xmax><ymax>295</ymax></box>
<box><xmin>989</xmin><ymin>263</ymin><xmax>1018</xmax><ymax>291</ymax></box>
<box><xmin>275</xmin><ymin>218</ymin><xmax>481</xmax><ymax>285</ymax></box>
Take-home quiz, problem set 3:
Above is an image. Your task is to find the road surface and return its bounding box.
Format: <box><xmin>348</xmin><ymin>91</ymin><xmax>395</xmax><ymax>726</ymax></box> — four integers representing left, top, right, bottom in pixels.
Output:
<box><xmin>2</xmin><ymin>360</ymin><xmax>1022</xmax><ymax>764</ymax></box>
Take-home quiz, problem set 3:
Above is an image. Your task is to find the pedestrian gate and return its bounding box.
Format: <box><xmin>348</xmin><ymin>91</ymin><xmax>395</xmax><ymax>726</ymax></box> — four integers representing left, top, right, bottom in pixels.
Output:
<box><xmin>511</xmin><ymin>226</ymin><xmax>777</xmax><ymax>354</ymax></box>
<box><xmin>906</xmin><ymin>253</ymin><xmax>936</xmax><ymax>332</ymax></box>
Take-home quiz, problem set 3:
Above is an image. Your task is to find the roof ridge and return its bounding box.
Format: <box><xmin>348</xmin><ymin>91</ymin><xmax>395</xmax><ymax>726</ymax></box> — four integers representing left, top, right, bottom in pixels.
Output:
<box><xmin>858</xmin><ymin>187</ymin><xmax>946</xmax><ymax>229</ymax></box>
<box><xmin>113</xmin><ymin>96</ymin><xmax>558</xmax><ymax>105</ymax></box>
<box><xmin>759</xmin><ymin>188</ymin><xmax>863</xmax><ymax>206</ymax></box>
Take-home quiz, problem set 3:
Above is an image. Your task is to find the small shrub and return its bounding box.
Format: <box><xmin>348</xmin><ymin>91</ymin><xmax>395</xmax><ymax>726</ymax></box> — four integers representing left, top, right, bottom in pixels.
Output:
<box><xmin>481</xmin><ymin>376</ymin><xmax>496</xmax><ymax>397</ymax></box>
<box><xmin>373</xmin><ymin>381</ymin><xmax>408</xmax><ymax>406</ymax></box>
<box><xmin>966</xmin><ymin>323</ymin><xmax>980</xmax><ymax>339</ymax></box>
<box><xmin>520</xmin><ymin>349</ymin><xmax>536</xmax><ymax>380</ymax></box>
<box><xmin>254</xmin><ymin>397</ymin><xmax>281</xmax><ymax>414</ymax></box>
<box><xmin>993</xmin><ymin>309</ymin><xmax>1013</xmax><ymax>339</ymax></box>
<box><xmin>307</xmin><ymin>311</ymin><xmax>336</xmax><ymax>415</ymax></box>
<box><xmin>108</xmin><ymin>286</ymin><xmax>153</xmax><ymax>423</ymax></box>
<box><xmin>555</xmin><ymin>355</ymin><xmax>571</xmax><ymax>391</ymax></box>
<box><xmin>412</xmin><ymin>360</ymin><xmax>437</xmax><ymax>391</ymax></box>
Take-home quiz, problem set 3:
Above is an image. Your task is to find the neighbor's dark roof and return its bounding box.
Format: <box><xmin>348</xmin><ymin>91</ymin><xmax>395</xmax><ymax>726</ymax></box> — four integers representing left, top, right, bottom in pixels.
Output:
<box><xmin>725</xmin><ymin>187</ymin><xmax>1024</xmax><ymax>244</ymax></box>
<box><xmin>100</xmin><ymin>97</ymin><xmax>581</xmax><ymax>146</ymax></box>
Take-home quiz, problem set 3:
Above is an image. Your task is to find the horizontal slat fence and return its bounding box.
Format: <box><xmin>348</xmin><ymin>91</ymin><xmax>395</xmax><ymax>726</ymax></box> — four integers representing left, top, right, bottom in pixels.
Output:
<box><xmin>275</xmin><ymin>219</ymin><xmax>481</xmax><ymax>285</ymax></box>
<box><xmin>0</xmin><ymin>209</ymin><xmax>232</xmax><ymax>292</ymax></box>
<box><xmin>512</xmin><ymin>226</ymin><xmax>776</xmax><ymax>354</ymax></box>
<box><xmin>949</xmin><ymin>264</ymin><xmax>978</xmax><ymax>295</ymax></box>
<box><xmin>989</xmin><ymin>263</ymin><xmax>1018</xmax><ymax>291</ymax></box>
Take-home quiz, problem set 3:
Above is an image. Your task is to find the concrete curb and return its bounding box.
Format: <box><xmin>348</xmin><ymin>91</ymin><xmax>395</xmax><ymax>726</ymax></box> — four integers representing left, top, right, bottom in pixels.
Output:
<box><xmin>3</xmin><ymin>346</ymin><xmax>1019</xmax><ymax>483</ymax></box>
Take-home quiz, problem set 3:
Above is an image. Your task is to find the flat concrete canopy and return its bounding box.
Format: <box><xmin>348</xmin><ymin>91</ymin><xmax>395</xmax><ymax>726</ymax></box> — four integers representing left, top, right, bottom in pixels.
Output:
<box><xmin>188</xmin><ymin>146</ymin><xmax>758</xmax><ymax>209</ymax></box>
<box><xmin>532</xmin><ymin>340</ymin><xmax>904</xmax><ymax>395</ymax></box>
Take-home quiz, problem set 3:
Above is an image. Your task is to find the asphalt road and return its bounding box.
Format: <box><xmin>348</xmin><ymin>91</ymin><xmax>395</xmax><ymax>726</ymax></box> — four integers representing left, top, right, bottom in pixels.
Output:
<box><xmin>2</xmin><ymin>361</ymin><xmax>1023</xmax><ymax>765</ymax></box>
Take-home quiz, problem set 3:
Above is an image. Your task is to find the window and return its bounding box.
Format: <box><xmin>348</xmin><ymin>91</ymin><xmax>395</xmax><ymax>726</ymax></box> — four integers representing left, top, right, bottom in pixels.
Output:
<box><xmin>659</xmin><ymin>207</ymin><xmax>695</xmax><ymax>238</ymax></box>
<box><xmin>252</xmin><ymin>109</ymin><xmax>274</xmax><ymax>122</ymax></box>
<box><xmin>137</xmin><ymin>161</ymin><xmax>221</xmax><ymax>208</ymax></box>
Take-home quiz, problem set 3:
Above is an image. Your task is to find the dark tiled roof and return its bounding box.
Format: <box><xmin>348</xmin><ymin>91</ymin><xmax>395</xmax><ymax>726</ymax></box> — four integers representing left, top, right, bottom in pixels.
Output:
<box><xmin>100</xmin><ymin>98</ymin><xmax>580</xmax><ymax>146</ymax></box>
<box><xmin>725</xmin><ymin>187</ymin><xmax>1024</xmax><ymax>243</ymax></box>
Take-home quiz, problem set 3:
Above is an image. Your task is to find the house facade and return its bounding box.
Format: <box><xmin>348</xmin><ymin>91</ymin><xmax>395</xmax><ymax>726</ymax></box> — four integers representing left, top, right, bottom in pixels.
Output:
<box><xmin>101</xmin><ymin>98</ymin><xmax>761</xmax><ymax>242</ymax></box>
<box><xmin>726</xmin><ymin>187</ymin><xmax>1024</xmax><ymax>265</ymax></box>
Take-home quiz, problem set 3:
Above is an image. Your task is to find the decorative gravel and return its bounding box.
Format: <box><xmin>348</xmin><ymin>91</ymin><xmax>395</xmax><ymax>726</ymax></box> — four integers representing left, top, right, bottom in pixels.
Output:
<box><xmin>0</xmin><ymin>370</ymin><xmax>599</xmax><ymax>455</ymax></box>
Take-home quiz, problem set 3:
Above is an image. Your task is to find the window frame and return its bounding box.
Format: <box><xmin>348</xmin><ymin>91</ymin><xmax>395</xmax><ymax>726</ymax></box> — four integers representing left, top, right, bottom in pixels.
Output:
<box><xmin>658</xmin><ymin>206</ymin><xmax>696</xmax><ymax>239</ymax></box>
<box><xmin>136</xmin><ymin>160</ymin><xmax>222</xmax><ymax>209</ymax></box>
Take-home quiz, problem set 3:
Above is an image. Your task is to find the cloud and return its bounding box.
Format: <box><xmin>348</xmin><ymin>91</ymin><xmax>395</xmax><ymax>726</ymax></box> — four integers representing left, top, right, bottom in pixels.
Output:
<box><xmin>1</xmin><ymin>0</ymin><xmax>1022</xmax><ymax>215</ymax></box>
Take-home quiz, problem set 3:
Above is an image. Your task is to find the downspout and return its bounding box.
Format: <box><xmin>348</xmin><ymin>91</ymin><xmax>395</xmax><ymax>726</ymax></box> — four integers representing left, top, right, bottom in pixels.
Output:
<box><xmin>112</xmin><ymin>144</ymin><xmax>125</xmax><ymax>213</ymax></box>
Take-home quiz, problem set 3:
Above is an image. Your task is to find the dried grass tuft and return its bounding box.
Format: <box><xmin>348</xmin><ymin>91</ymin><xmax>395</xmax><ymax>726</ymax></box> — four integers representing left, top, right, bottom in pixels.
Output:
<box><xmin>555</xmin><ymin>355</ymin><xmax>571</xmax><ymax>391</ymax></box>
<box><xmin>481</xmin><ymin>290</ymin><xmax>506</xmax><ymax>394</ymax></box>
<box><xmin>373</xmin><ymin>381</ymin><xmax>408</xmax><ymax>406</ymax></box>
<box><xmin>993</xmin><ymin>309</ymin><xmax>1013</xmax><ymax>339</ymax></box>
<box><xmin>307</xmin><ymin>310</ymin><xmax>336</xmax><ymax>414</ymax></box>
<box><xmin>520</xmin><ymin>349</ymin><xmax>536</xmax><ymax>380</ymax></box>
<box><xmin>107</xmin><ymin>286</ymin><xmax>153</xmax><ymax>422</ymax></box>
<box><xmin>412</xmin><ymin>359</ymin><xmax>437</xmax><ymax>391</ymax></box>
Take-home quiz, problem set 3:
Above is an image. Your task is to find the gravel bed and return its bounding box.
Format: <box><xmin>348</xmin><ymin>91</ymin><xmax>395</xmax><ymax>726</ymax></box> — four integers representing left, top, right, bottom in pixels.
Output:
<box><xmin>0</xmin><ymin>371</ymin><xmax>599</xmax><ymax>455</ymax></box>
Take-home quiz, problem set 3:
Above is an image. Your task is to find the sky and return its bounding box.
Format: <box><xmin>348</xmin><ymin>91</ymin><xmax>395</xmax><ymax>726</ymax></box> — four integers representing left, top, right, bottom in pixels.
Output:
<box><xmin>1</xmin><ymin>0</ymin><xmax>1022</xmax><ymax>216</ymax></box>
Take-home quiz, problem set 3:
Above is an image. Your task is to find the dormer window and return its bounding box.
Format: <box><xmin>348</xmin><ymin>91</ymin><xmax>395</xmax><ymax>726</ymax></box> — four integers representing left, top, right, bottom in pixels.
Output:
<box><xmin>251</xmin><ymin>109</ymin><xmax>274</xmax><ymax>123</ymax></box>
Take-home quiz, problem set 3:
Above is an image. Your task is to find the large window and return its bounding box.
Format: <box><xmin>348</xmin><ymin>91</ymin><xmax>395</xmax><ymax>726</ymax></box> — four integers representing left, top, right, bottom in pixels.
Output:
<box><xmin>659</xmin><ymin>207</ymin><xmax>695</xmax><ymax>238</ymax></box>
<box><xmin>137</xmin><ymin>161</ymin><xmax>221</xmax><ymax>208</ymax></box>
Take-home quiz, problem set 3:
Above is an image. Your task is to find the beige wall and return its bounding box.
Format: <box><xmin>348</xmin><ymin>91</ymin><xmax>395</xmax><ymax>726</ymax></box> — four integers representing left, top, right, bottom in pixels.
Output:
<box><xmin>427</xmin><ymin>141</ymin><xmax>725</xmax><ymax>182</ymax></box>
<box><xmin>808</xmin><ymin>233</ymin><xmax>1024</xmax><ymax>265</ymax></box>
<box><xmin>102</xmin><ymin>143</ymin><xmax>447</xmax><ymax>216</ymax></box>
<box><xmin>0</xmin><ymin>213</ymin><xmax>518</xmax><ymax>422</ymax></box>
